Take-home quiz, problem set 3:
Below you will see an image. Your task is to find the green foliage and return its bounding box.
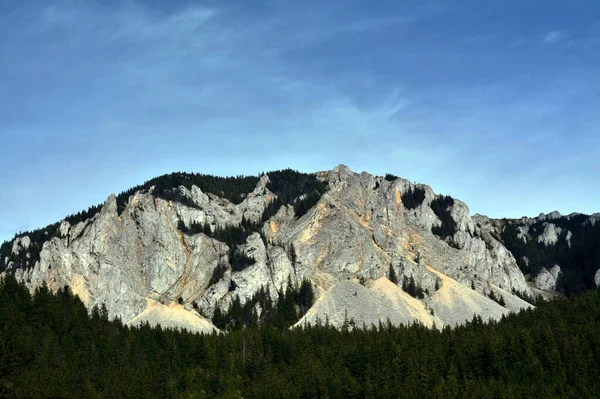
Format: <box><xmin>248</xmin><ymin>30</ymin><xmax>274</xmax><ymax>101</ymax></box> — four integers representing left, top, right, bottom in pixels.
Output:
<box><xmin>402</xmin><ymin>276</ymin><xmax>426</xmax><ymax>299</ymax></box>
<box><xmin>430</xmin><ymin>195</ymin><xmax>458</xmax><ymax>239</ymax></box>
<box><xmin>289</xmin><ymin>244</ymin><xmax>297</xmax><ymax>268</ymax></box>
<box><xmin>230</xmin><ymin>249</ymin><xmax>256</xmax><ymax>272</ymax></box>
<box><xmin>488</xmin><ymin>290</ymin><xmax>506</xmax><ymax>307</ymax></box>
<box><xmin>389</xmin><ymin>266</ymin><xmax>398</xmax><ymax>285</ymax></box>
<box><xmin>2</xmin><ymin>274</ymin><xmax>600</xmax><ymax>398</ymax></box>
<box><xmin>384</xmin><ymin>173</ymin><xmax>398</xmax><ymax>181</ymax></box>
<box><xmin>209</xmin><ymin>263</ymin><xmax>227</xmax><ymax>287</ymax></box>
<box><xmin>214</xmin><ymin>278</ymin><xmax>315</xmax><ymax>331</ymax></box>
<box><xmin>119</xmin><ymin>172</ymin><xmax>261</xmax><ymax>211</ymax></box>
<box><xmin>511</xmin><ymin>288</ymin><xmax>534</xmax><ymax>304</ymax></box>
<box><xmin>266</xmin><ymin>169</ymin><xmax>328</xmax><ymax>218</ymax></box>
<box><xmin>401</xmin><ymin>186</ymin><xmax>426</xmax><ymax>210</ymax></box>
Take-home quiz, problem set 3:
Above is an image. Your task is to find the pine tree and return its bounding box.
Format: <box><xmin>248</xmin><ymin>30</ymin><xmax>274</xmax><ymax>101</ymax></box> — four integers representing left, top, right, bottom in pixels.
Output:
<box><xmin>389</xmin><ymin>266</ymin><xmax>398</xmax><ymax>284</ymax></box>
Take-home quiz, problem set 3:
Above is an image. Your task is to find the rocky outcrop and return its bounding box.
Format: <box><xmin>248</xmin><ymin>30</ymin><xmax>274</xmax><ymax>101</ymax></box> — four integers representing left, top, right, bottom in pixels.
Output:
<box><xmin>595</xmin><ymin>269</ymin><xmax>600</xmax><ymax>288</ymax></box>
<box><xmin>535</xmin><ymin>267</ymin><xmax>560</xmax><ymax>292</ymax></box>
<box><xmin>487</xmin><ymin>211</ymin><xmax>600</xmax><ymax>296</ymax></box>
<box><xmin>5</xmin><ymin>165</ymin><xmax>535</xmax><ymax>331</ymax></box>
<box><xmin>11</xmin><ymin>236</ymin><xmax>31</xmax><ymax>255</ymax></box>
<box><xmin>537</xmin><ymin>223</ymin><xmax>563</xmax><ymax>246</ymax></box>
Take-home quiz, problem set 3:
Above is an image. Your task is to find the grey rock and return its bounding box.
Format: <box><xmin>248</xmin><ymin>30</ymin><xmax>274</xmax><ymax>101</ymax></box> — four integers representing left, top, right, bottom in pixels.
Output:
<box><xmin>11</xmin><ymin>236</ymin><xmax>31</xmax><ymax>255</ymax></box>
<box><xmin>549</xmin><ymin>265</ymin><xmax>561</xmax><ymax>282</ymax></box>
<box><xmin>426</xmin><ymin>267</ymin><xmax>517</xmax><ymax>326</ymax></box>
<box><xmin>565</xmin><ymin>231</ymin><xmax>573</xmax><ymax>248</ymax></box>
<box><xmin>59</xmin><ymin>221</ymin><xmax>71</xmax><ymax>237</ymax></box>
<box><xmin>537</xmin><ymin>213</ymin><xmax>547</xmax><ymax>221</ymax></box>
<box><xmin>547</xmin><ymin>211</ymin><xmax>562</xmax><ymax>220</ymax></box>
<box><xmin>535</xmin><ymin>267</ymin><xmax>558</xmax><ymax>291</ymax></box>
<box><xmin>516</xmin><ymin>226</ymin><xmax>529</xmax><ymax>243</ymax></box>
<box><xmin>595</xmin><ymin>269</ymin><xmax>600</xmax><ymax>288</ymax></box>
<box><xmin>392</xmin><ymin>257</ymin><xmax>439</xmax><ymax>294</ymax></box>
<box><xmin>537</xmin><ymin>223</ymin><xmax>562</xmax><ymax>246</ymax></box>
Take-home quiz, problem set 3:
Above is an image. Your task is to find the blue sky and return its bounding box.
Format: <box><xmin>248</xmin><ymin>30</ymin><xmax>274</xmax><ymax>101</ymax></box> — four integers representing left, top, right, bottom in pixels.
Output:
<box><xmin>1</xmin><ymin>0</ymin><xmax>599</xmax><ymax>242</ymax></box>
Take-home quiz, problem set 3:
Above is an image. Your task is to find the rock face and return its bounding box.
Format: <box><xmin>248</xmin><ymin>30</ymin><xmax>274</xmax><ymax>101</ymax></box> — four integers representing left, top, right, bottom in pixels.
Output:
<box><xmin>595</xmin><ymin>269</ymin><xmax>600</xmax><ymax>288</ymax></box>
<box><xmin>537</xmin><ymin>223</ymin><xmax>563</xmax><ymax>246</ymax></box>
<box><xmin>535</xmin><ymin>267</ymin><xmax>559</xmax><ymax>292</ymax></box>
<box><xmin>485</xmin><ymin>211</ymin><xmax>599</xmax><ymax>296</ymax></box>
<box><xmin>4</xmin><ymin>165</ymin><xmax>535</xmax><ymax>331</ymax></box>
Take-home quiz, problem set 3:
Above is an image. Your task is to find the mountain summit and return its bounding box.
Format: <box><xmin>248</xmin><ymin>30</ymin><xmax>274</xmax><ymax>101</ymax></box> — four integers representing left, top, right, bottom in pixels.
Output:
<box><xmin>3</xmin><ymin>165</ymin><xmax>596</xmax><ymax>332</ymax></box>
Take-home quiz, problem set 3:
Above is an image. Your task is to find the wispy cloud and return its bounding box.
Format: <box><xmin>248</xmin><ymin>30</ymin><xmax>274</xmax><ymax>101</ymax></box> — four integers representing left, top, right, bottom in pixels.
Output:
<box><xmin>542</xmin><ymin>30</ymin><xmax>569</xmax><ymax>45</ymax></box>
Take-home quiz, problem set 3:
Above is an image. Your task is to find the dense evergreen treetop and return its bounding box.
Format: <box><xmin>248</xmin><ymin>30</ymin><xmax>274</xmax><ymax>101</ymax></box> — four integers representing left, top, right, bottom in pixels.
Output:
<box><xmin>430</xmin><ymin>195</ymin><xmax>458</xmax><ymax>239</ymax></box>
<box><xmin>401</xmin><ymin>186</ymin><xmax>426</xmax><ymax>210</ymax></box>
<box><xmin>1</xmin><ymin>274</ymin><xmax>599</xmax><ymax>398</ymax></box>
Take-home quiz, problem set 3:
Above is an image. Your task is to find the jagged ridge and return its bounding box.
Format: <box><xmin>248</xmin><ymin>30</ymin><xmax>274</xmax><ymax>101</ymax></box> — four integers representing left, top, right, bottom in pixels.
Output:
<box><xmin>2</xmin><ymin>165</ymin><xmax>544</xmax><ymax>332</ymax></box>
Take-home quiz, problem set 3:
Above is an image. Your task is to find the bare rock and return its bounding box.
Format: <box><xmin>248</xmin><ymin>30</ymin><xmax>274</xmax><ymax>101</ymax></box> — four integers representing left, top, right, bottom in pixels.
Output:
<box><xmin>537</xmin><ymin>223</ymin><xmax>562</xmax><ymax>246</ymax></box>
<box><xmin>128</xmin><ymin>298</ymin><xmax>218</xmax><ymax>334</ymax></box>
<box><xmin>549</xmin><ymin>265</ymin><xmax>561</xmax><ymax>282</ymax></box>
<box><xmin>535</xmin><ymin>267</ymin><xmax>557</xmax><ymax>292</ymax></box>
<box><xmin>11</xmin><ymin>236</ymin><xmax>31</xmax><ymax>255</ymax></box>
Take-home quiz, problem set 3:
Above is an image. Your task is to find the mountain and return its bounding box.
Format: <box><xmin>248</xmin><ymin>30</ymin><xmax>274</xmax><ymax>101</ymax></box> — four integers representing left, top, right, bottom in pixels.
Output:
<box><xmin>475</xmin><ymin>212</ymin><xmax>600</xmax><ymax>297</ymax></box>
<box><xmin>2</xmin><ymin>165</ymin><xmax>596</xmax><ymax>332</ymax></box>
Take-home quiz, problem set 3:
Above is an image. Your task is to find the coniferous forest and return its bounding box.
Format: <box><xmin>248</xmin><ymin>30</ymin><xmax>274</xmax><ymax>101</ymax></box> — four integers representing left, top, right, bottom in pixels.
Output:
<box><xmin>1</xmin><ymin>274</ymin><xmax>599</xmax><ymax>398</ymax></box>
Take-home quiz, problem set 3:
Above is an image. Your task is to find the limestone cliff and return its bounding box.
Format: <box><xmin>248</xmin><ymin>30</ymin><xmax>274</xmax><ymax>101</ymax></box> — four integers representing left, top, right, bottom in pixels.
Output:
<box><xmin>3</xmin><ymin>165</ymin><xmax>535</xmax><ymax>331</ymax></box>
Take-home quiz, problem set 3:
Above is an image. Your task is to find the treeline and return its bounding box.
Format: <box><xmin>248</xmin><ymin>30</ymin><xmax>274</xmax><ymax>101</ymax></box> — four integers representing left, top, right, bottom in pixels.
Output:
<box><xmin>265</xmin><ymin>169</ymin><xmax>328</xmax><ymax>218</ymax></box>
<box><xmin>120</xmin><ymin>172</ymin><xmax>261</xmax><ymax>212</ymax></box>
<box><xmin>501</xmin><ymin>215</ymin><xmax>600</xmax><ymax>296</ymax></box>
<box><xmin>401</xmin><ymin>186</ymin><xmax>426</xmax><ymax>210</ymax></box>
<box><xmin>213</xmin><ymin>279</ymin><xmax>315</xmax><ymax>331</ymax></box>
<box><xmin>1</xmin><ymin>275</ymin><xmax>600</xmax><ymax>398</ymax></box>
<box><xmin>430</xmin><ymin>195</ymin><xmax>458</xmax><ymax>239</ymax></box>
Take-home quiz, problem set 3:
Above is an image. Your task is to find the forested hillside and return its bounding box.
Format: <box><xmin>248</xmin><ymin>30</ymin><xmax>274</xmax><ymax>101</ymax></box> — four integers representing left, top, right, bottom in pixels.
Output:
<box><xmin>499</xmin><ymin>215</ymin><xmax>600</xmax><ymax>295</ymax></box>
<box><xmin>1</xmin><ymin>275</ymin><xmax>599</xmax><ymax>398</ymax></box>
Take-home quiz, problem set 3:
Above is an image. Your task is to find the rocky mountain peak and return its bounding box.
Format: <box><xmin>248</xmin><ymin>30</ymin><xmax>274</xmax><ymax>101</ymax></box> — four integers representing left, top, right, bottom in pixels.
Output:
<box><xmin>2</xmin><ymin>166</ymin><xmax>540</xmax><ymax>332</ymax></box>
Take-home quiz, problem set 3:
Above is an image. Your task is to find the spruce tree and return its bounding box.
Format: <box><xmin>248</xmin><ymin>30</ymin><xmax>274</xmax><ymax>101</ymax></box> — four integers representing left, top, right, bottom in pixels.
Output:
<box><xmin>389</xmin><ymin>266</ymin><xmax>398</xmax><ymax>284</ymax></box>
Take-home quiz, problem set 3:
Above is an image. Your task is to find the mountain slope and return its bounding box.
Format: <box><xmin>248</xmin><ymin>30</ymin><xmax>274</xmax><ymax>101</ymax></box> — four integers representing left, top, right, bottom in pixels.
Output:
<box><xmin>475</xmin><ymin>212</ymin><xmax>600</xmax><ymax>296</ymax></box>
<box><xmin>2</xmin><ymin>165</ymin><xmax>538</xmax><ymax>331</ymax></box>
